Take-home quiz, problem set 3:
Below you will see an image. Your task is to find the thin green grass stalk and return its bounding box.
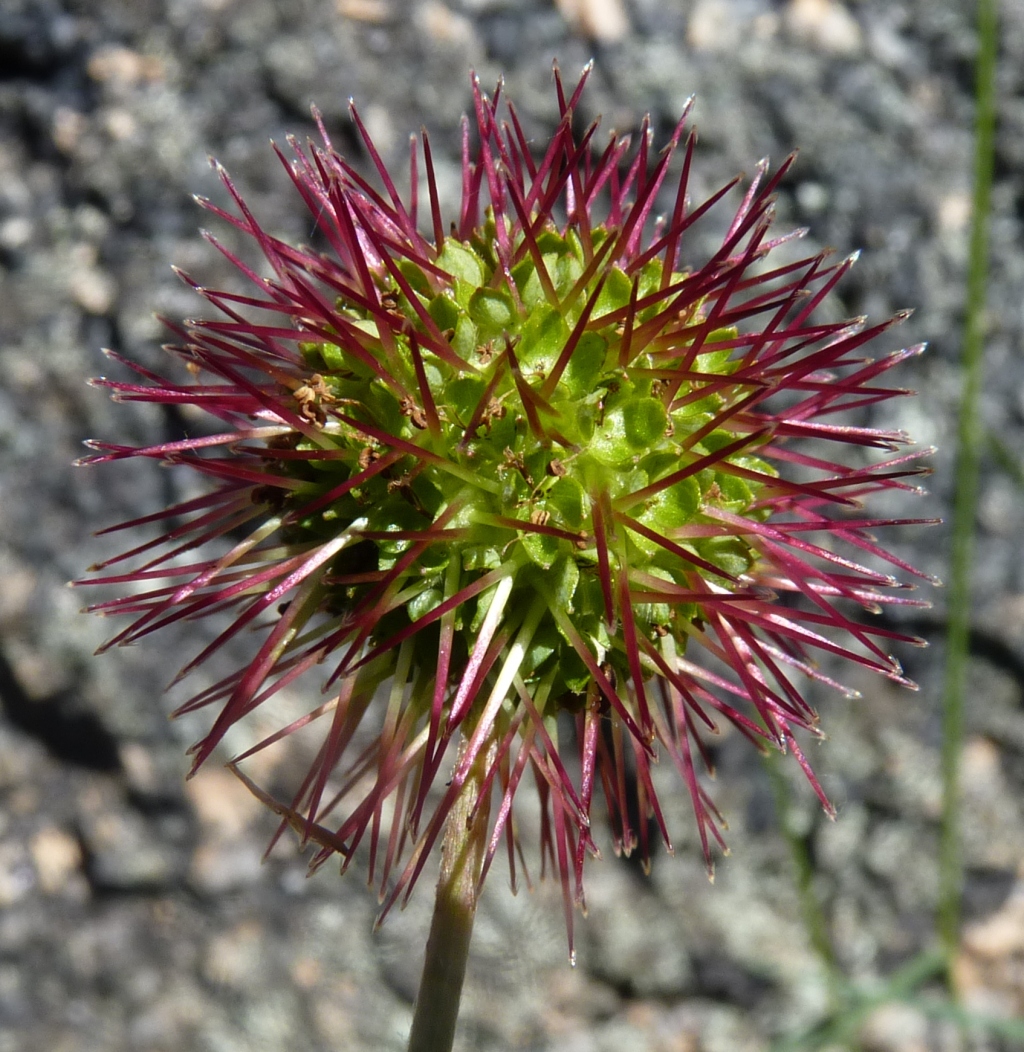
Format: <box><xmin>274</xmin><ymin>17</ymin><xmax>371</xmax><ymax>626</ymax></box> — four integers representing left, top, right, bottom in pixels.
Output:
<box><xmin>985</xmin><ymin>431</ymin><xmax>1024</xmax><ymax>490</ymax></box>
<box><xmin>909</xmin><ymin>996</ymin><xmax>1024</xmax><ymax>1044</ymax></box>
<box><xmin>771</xmin><ymin>950</ymin><xmax>945</xmax><ymax>1052</ymax></box>
<box><xmin>937</xmin><ymin>0</ymin><xmax>998</xmax><ymax>972</ymax></box>
<box><xmin>762</xmin><ymin>754</ymin><xmax>841</xmax><ymax>1002</ymax></box>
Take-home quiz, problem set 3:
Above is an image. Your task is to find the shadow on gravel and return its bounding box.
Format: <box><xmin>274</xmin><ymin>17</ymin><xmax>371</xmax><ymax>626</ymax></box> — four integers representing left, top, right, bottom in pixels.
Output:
<box><xmin>0</xmin><ymin>644</ymin><xmax>121</xmax><ymax>772</ymax></box>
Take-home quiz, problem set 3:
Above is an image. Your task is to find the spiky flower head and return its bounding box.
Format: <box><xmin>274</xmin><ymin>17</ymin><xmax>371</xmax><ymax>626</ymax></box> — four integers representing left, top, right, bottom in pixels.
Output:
<box><xmin>80</xmin><ymin>63</ymin><xmax>933</xmax><ymax>955</ymax></box>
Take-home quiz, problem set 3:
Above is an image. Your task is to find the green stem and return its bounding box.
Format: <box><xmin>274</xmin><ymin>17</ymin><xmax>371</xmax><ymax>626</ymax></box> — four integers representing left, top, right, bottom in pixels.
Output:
<box><xmin>986</xmin><ymin>431</ymin><xmax>1024</xmax><ymax>491</ymax></box>
<box><xmin>763</xmin><ymin>754</ymin><xmax>841</xmax><ymax>1002</ymax></box>
<box><xmin>938</xmin><ymin>0</ymin><xmax>998</xmax><ymax>974</ymax></box>
<box><xmin>771</xmin><ymin>950</ymin><xmax>945</xmax><ymax>1052</ymax></box>
<box><xmin>407</xmin><ymin>738</ymin><xmax>493</xmax><ymax>1052</ymax></box>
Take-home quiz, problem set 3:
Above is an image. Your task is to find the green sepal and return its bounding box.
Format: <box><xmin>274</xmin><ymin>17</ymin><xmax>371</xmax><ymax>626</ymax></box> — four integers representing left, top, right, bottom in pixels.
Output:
<box><xmin>592</xmin><ymin>266</ymin><xmax>633</xmax><ymax>320</ymax></box>
<box><xmin>436</xmin><ymin>240</ymin><xmax>485</xmax><ymax>288</ymax></box>
<box><xmin>523</xmin><ymin>622</ymin><xmax>560</xmax><ymax>678</ymax></box>
<box><xmin>511</xmin><ymin>258</ymin><xmax>555</xmax><ymax>310</ymax></box>
<box><xmin>366</xmin><ymin>499</ymin><xmax>427</xmax><ymax>558</ymax></box>
<box><xmin>713</xmin><ymin>472</ymin><xmax>754</xmax><ymax>509</ymax></box>
<box><xmin>468</xmin><ymin>288</ymin><xmax>515</xmax><ymax>340</ymax></box>
<box><xmin>555</xmin><ymin>251</ymin><xmax>583</xmax><ymax>300</ymax></box>
<box><xmin>535</xmin><ymin>230</ymin><xmax>569</xmax><ymax>255</ymax></box>
<box><xmin>591</xmin><ymin>397</ymin><xmax>667</xmax><ymax>465</ymax></box>
<box><xmin>451</xmin><ymin>315</ymin><xmax>479</xmax><ymax>359</ymax></box>
<box><xmin>410</xmin><ymin>472</ymin><xmax>445</xmax><ymax>517</ymax></box>
<box><xmin>733</xmin><ymin>452</ymin><xmax>778</xmax><ymax>480</ymax></box>
<box><xmin>551</xmin><ymin>645</ymin><xmax>590</xmax><ymax>696</ymax></box>
<box><xmin>521</xmin><ymin>528</ymin><xmax>562</xmax><ymax>569</ymax></box>
<box><xmin>560</xmin><ymin>332</ymin><xmax>607</xmax><ymax>396</ymax></box>
<box><xmin>319</xmin><ymin>342</ymin><xmax>348</xmax><ymax>372</ymax></box>
<box><xmin>622</xmin><ymin>397</ymin><xmax>669</xmax><ymax>448</ymax></box>
<box><xmin>365</xmin><ymin>380</ymin><xmax>406</xmax><ymax>434</ymax></box>
<box><xmin>568</xmin><ymin>574</ymin><xmax>612</xmax><ymax>654</ymax></box>
<box><xmin>447</xmin><ymin>377</ymin><xmax>487</xmax><ymax>425</ymax></box>
<box><xmin>484</xmin><ymin>409</ymin><xmax>516</xmax><ymax>449</ymax></box>
<box><xmin>701</xmin><ymin>429</ymin><xmax>747</xmax><ymax>455</ymax></box>
<box><xmin>462</xmin><ymin>542</ymin><xmax>503</xmax><ymax>574</ymax></box>
<box><xmin>632</xmin><ymin>566</ymin><xmax>673</xmax><ymax>627</ymax></box>
<box><xmin>408</xmin><ymin>586</ymin><xmax>443</xmax><ymax>623</ymax></box>
<box><xmin>694</xmin><ymin>343</ymin><xmax>738</xmax><ymax>376</ymax></box>
<box><xmin>545</xmin><ymin>476</ymin><xmax>586</xmax><ymax>529</ymax></box>
<box><xmin>640</xmin><ymin>475</ymin><xmax>701</xmax><ymax>530</ymax></box>
<box><xmin>300</xmin><ymin>340</ymin><xmax>327</xmax><ymax>369</ymax></box>
<box><xmin>427</xmin><ymin>293</ymin><xmax>460</xmax><ymax>332</ymax></box>
<box><xmin>637</xmin><ymin>257</ymin><xmax>664</xmax><ymax>300</ymax></box>
<box><xmin>397</xmin><ymin>259</ymin><xmax>432</xmax><ymax>298</ymax></box>
<box><xmin>468</xmin><ymin>571</ymin><xmax>507</xmax><ymax>632</ymax></box>
<box><xmin>550</xmin><ymin>554</ymin><xmax>580</xmax><ymax>614</ymax></box>
<box><xmin>416</xmin><ymin>542</ymin><xmax>450</xmax><ymax>573</ymax></box>
<box><xmin>519</xmin><ymin>307</ymin><xmax>569</xmax><ymax>372</ymax></box>
<box><xmin>694</xmin><ymin>535</ymin><xmax>755</xmax><ymax>578</ymax></box>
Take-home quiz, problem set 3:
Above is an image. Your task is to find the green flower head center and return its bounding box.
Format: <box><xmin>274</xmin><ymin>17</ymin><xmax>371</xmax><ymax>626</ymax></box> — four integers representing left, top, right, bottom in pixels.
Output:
<box><xmin>282</xmin><ymin>217</ymin><xmax>777</xmax><ymax>701</ymax></box>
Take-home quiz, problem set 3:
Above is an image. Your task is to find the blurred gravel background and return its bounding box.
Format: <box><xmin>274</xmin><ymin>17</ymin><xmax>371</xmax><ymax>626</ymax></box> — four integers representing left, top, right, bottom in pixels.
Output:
<box><xmin>1</xmin><ymin>1</ymin><xmax>1024</xmax><ymax>1049</ymax></box>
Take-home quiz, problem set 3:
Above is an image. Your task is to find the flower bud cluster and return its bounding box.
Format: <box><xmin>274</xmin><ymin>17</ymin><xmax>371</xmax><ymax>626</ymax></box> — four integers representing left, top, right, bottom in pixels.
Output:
<box><xmin>80</xmin><ymin>63</ymin><xmax>933</xmax><ymax>952</ymax></box>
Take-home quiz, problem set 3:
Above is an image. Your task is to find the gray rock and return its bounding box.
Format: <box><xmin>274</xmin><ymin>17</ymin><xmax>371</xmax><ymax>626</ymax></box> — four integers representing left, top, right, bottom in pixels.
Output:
<box><xmin>2</xmin><ymin>0</ymin><xmax>1023</xmax><ymax>1049</ymax></box>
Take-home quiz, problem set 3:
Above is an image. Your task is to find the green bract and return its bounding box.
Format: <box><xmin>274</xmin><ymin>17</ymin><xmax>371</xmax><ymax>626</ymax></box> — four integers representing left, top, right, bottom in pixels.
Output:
<box><xmin>291</xmin><ymin>225</ymin><xmax>769</xmax><ymax>700</ymax></box>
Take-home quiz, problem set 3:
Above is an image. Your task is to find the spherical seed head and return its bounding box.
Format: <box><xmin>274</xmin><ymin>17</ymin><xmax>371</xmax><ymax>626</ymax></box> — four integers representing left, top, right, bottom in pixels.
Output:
<box><xmin>78</xmin><ymin>63</ymin><xmax>933</xmax><ymax>954</ymax></box>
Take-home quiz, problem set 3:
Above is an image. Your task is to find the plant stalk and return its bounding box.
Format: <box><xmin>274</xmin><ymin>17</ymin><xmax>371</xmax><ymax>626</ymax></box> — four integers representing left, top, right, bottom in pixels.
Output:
<box><xmin>937</xmin><ymin>0</ymin><xmax>997</xmax><ymax>975</ymax></box>
<box><xmin>763</xmin><ymin>753</ymin><xmax>840</xmax><ymax>1004</ymax></box>
<box><xmin>407</xmin><ymin>738</ymin><xmax>494</xmax><ymax>1052</ymax></box>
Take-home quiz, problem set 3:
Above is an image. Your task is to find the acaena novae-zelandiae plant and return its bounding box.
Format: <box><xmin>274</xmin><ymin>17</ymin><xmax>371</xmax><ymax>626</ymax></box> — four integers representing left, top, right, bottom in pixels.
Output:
<box><xmin>78</xmin><ymin>62</ymin><xmax>935</xmax><ymax>1050</ymax></box>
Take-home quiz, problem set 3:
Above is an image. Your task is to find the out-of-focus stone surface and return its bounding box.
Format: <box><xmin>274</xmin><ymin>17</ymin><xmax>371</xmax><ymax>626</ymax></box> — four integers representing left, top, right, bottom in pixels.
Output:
<box><xmin>955</xmin><ymin>872</ymin><xmax>1024</xmax><ymax>1019</ymax></box>
<box><xmin>1</xmin><ymin>0</ymin><xmax>1023</xmax><ymax>1049</ymax></box>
